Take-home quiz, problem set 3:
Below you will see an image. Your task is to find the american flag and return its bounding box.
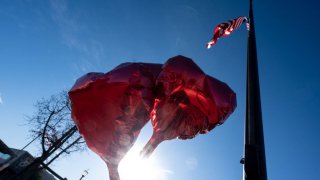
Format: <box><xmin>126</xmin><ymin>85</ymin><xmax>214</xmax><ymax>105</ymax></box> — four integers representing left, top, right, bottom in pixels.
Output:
<box><xmin>207</xmin><ymin>16</ymin><xmax>249</xmax><ymax>49</ymax></box>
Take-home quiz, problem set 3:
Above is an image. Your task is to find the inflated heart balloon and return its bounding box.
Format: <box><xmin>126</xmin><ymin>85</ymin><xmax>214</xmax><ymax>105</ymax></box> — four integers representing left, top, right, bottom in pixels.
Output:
<box><xmin>69</xmin><ymin>62</ymin><xmax>162</xmax><ymax>180</ymax></box>
<box><xmin>69</xmin><ymin>55</ymin><xmax>236</xmax><ymax>179</ymax></box>
<box><xmin>141</xmin><ymin>55</ymin><xmax>237</xmax><ymax>158</ymax></box>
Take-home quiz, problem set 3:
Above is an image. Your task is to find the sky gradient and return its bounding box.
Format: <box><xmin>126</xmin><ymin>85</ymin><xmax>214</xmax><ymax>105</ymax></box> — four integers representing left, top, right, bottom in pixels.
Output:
<box><xmin>1</xmin><ymin>0</ymin><xmax>320</xmax><ymax>179</ymax></box>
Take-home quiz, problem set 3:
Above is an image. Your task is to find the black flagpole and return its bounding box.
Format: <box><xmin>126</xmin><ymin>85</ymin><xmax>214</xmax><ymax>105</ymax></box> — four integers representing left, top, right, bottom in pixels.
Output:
<box><xmin>243</xmin><ymin>0</ymin><xmax>267</xmax><ymax>179</ymax></box>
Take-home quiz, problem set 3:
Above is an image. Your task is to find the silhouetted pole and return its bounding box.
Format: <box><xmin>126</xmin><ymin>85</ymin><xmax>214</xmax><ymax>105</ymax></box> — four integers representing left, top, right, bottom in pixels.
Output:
<box><xmin>243</xmin><ymin>0</ymin><xmax>267</xmax><ymax>179</ymax></box>
<box><xmin>11</xmin><ymin>126</ymin><xmax>78</xmax><ymax>180</ymax></box>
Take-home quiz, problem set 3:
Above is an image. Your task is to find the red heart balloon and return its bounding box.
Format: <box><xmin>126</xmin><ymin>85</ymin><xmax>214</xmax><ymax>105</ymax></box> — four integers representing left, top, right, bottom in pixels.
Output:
<box><xmin>69</xmin><ymin>63</ymin><xmax>162</xmax><ymax>180</ymax></box>
<box><xmin>141</xmin><ymin>56</ymin><xmax>237</xmax><ymax>158</ymax></box>
<box><xmin>69</xmin><ymin>56</ymin><xmax>237</xmax><ymax>179</ymax></box>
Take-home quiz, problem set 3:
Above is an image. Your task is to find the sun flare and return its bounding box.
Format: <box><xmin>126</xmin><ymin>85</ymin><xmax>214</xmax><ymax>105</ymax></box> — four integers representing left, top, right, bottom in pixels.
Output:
<box><xmin>118</xmin><ymin>144</ymin><xmax>170</xmax><ymax>180</ymax></box>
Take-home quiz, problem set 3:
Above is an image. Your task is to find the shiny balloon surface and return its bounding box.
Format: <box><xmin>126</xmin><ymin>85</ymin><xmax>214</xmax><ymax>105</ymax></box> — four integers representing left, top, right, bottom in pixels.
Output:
<box><xmin>69</xmin><ymin>55</ymin><xmax>236</xmax><ymax>179</ymax></box>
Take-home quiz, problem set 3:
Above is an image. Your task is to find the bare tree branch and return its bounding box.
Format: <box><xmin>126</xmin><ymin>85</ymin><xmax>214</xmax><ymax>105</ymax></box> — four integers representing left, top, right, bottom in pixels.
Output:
<box><xmin>42</xmin><ymin>111</ymin><xmax>55</xmax><ymax>153</ymax></box>
<box><xmin>25</xmin><ymin>90</ymin><xmax>87</xmax><ymax>162</ymax></box>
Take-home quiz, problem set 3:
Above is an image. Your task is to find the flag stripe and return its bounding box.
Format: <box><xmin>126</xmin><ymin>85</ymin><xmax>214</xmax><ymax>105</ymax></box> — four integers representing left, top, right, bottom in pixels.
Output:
<box><xmin>207</xmin><ymin>16</ymin><xmax>249</xmax><ymax>48</ymax></box>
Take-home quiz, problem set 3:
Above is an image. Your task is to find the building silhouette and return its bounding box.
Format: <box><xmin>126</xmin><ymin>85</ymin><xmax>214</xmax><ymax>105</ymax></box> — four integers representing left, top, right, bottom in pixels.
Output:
<box><xmin>0</xmin><ymin>139</ymin><xmax>56</xmax><ymax>180</ymax></box>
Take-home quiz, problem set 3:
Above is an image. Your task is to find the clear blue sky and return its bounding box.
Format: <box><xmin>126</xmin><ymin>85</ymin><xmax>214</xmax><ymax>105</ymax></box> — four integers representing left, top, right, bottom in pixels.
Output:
<box><xmin>1</xmin><ymin>0</ymin><xmax>320</xmax><ymax>179</ymax></box>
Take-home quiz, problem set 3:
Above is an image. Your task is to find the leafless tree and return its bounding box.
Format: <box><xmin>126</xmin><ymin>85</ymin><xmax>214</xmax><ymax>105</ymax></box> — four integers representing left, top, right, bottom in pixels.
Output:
<box><xmin>8</xmin><ymin>91</ymin><xmax>88</xmax><ymax>180</ymax></box>
<box><xmin>26</xmin><ymin>90</ymin><xmax>86</xmax><ymax>164</ymax></box>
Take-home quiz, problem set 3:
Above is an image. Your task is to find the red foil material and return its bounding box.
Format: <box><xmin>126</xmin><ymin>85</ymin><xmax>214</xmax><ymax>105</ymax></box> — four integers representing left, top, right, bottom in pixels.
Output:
<box><xmin>140</xmin><ymin>55</ymin><xmax>237</xmax><ymax>157</ymax></box>
<box><xmin>69</xmin><ymin>55</ymin><xmax>237</xmax><ymax>179</ymax></box>
<box><xmin>69</xmin><ymin>63</ymin><xmax>162</xmax><ymax>180</ymax></box>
